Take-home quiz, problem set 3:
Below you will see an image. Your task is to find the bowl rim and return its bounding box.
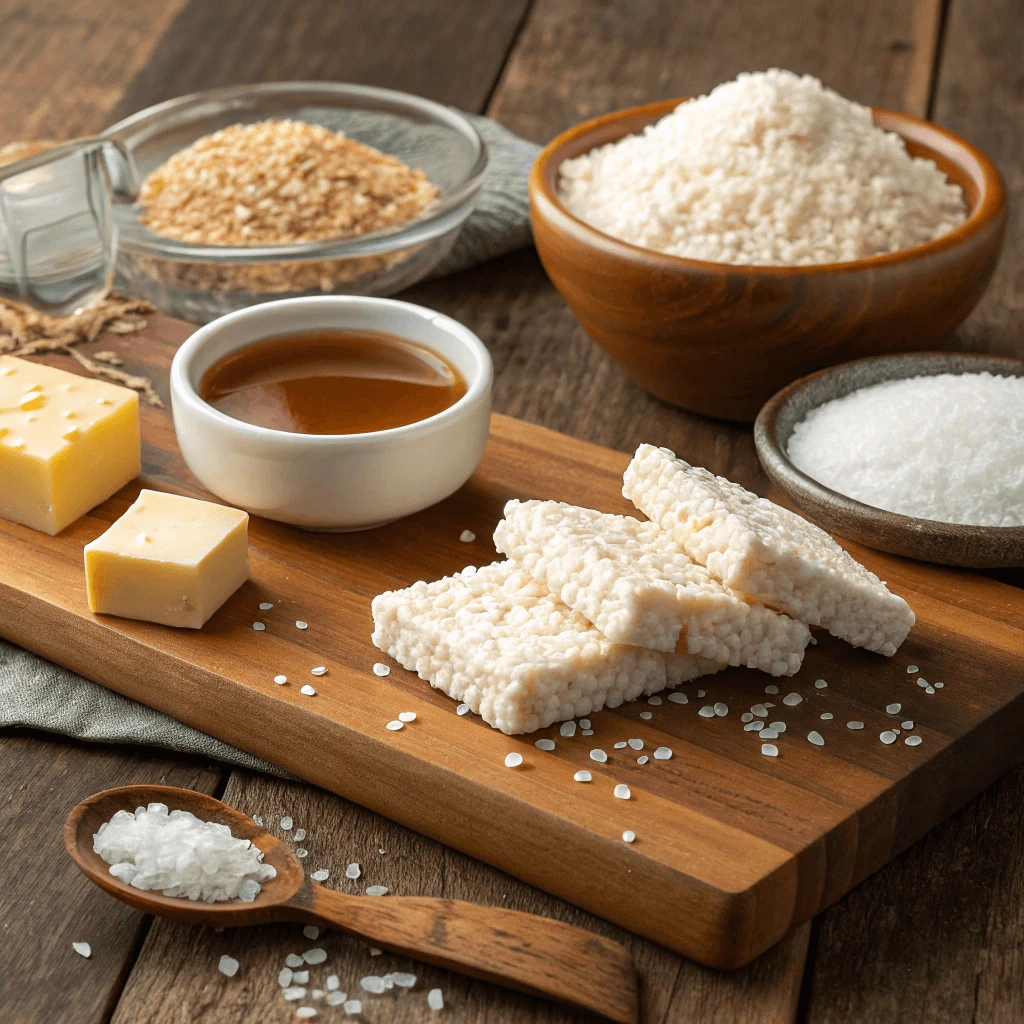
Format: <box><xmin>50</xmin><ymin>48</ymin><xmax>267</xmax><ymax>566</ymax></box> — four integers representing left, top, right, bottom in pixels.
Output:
<box><xmin>531</xmin><ymin>98</ymin><xmax>1006</xmax><ymax>274</ymax></box>
<box><xmin>104</xmin><ymin>81</ymin><xmax>489</xmax><ymax>263</ymax></box>
<box><xmin>754</xmin><ymin>351</ymin><xmax>1024</xmax><ymax>543</ymax></box>
<box><xmin>169</xmin><ymin>294</ymin><xmax>493</xmax><ymax>447</ymax></box>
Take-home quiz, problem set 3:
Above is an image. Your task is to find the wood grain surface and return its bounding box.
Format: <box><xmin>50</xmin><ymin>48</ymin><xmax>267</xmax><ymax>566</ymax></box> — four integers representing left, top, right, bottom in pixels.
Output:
<box><xmin>2</xmin><ymin>0</ymin><xmax>1023</xmax><ymax>1019</ymax></box>
<box><xmin>1</xmin><ymin>327</ymin><xmax>1023</xmax><ymax>971</ymax></box>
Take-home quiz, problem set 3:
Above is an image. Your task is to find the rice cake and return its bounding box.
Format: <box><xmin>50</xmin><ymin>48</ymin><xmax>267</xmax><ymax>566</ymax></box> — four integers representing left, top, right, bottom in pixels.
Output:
<box><xmin>623</xmin><ymin>444</ymin><xmax>915</xmax><ymax>655</ymax></box>
<box><xmin>371</xmin><ymin>561</ymin><xmax>721</xmax><ymax>734</ymax></box>
<box><xmin>494</xmin><ymin>499</ymin><xmax>809</xmax><ymax>675</ymax></box>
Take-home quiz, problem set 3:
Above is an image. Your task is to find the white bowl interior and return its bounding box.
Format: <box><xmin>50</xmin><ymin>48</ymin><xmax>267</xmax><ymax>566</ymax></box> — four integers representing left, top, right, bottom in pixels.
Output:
<box><xmin>175</xmin><ymin>296</ymin><xmax>491</xmax><ymax>440</ymax></box>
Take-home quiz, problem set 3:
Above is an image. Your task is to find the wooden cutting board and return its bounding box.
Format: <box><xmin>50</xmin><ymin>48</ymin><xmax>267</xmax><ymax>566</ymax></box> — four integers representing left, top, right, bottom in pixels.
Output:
<box><xmin>2</xmin><ymin>318</ymin><xmax>1023</xmax><ymax>970</ymax></box>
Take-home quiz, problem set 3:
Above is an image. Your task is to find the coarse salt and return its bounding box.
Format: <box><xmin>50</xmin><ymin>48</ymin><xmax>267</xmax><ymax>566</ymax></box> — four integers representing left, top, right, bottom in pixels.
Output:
<box><xmin>93</xmin><ymin>803</ymin><xmax>276</xmax><ymax>903</ymax></box>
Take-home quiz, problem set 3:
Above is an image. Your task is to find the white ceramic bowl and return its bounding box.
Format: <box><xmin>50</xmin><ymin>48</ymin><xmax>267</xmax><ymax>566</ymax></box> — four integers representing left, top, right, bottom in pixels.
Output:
<box><xmin>170</xmin><ymin>296</ymin><xmax>492</xmax><ymax>530</ymax></box>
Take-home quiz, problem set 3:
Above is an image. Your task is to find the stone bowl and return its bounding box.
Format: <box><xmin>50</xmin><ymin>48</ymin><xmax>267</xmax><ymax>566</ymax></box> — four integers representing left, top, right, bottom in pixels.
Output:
<box><xmin>754</xmin><ymin>352</ymin><xmax>1024</xmax><ymax>568</ymax></box>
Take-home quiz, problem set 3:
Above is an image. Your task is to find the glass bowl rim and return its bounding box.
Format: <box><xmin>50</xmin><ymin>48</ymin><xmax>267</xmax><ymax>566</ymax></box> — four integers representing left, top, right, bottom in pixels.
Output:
<box><xmin>102</xmin><ymin>81</ymin><xmax>489</xmax><ymax>263</ymax></box>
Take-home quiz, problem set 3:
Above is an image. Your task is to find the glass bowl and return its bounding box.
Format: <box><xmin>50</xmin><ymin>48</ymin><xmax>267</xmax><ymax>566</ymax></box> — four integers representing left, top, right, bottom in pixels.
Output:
<box><xmin>103</xmin><ymin>82</ymin><xmax>488</xmax><ymax>323</ymax></box>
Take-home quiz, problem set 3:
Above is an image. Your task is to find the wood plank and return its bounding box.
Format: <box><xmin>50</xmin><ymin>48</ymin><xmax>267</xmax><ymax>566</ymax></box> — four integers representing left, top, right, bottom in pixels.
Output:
<box><xmin>804</xmin><ymin>3</ymin><xmax>1024</xmax><ymax>1020</ymax></box>
<box><xmin>0</xmin><ymin>0</ymin><xmax>188</xmax><ymax>143</ymax></box>
<box><xmin>106</xmin><ymin>0</ymin><xmax>532</xmax><ymax>124</ymax></box>
<box><xmin>0</xmin><ymin>729</ymin><xmax>222</xmax><ymax>1024</ymax></box>
<box><xmin>488</xmin><ymin>0</ymin><xmax>943</xmax><ymax>143</ymax></box>
<box><xmin>109</xmin><ymin>770</ymin><xmax>811</xmax><ymax>1023</ymax></box>
<box><xmin>936</xmin><ymin>0</ymin><xmax>1024</xmax><ymax>362</ymax></box>
<box><xmin>1</xmin><ymin>328</ymin><xmax>1022</xmax><ymax>972</ymax></box>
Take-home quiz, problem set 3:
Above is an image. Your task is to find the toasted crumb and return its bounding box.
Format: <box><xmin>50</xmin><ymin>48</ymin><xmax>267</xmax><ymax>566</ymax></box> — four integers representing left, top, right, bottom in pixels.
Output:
<box><xmin>139</xmin><ymin>120</ymin><xmax>438</xmax><ymax>247</ymax></box>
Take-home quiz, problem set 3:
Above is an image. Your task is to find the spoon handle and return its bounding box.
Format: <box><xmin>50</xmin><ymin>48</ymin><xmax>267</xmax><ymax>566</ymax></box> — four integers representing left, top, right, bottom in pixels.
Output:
<box><xmin>296</xmin><ymin>885</ymin><xmax>638</xmax><ymax>1023</ymax></box>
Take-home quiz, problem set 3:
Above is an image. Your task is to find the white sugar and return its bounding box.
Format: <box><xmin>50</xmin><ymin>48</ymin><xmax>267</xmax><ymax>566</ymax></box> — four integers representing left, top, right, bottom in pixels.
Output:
<box><xmin>906</xmin><ymin>734</ymin><xmax>923</xmax><ymax>747</ymax></box>
<box><xmin>505</xmin><ymin>752</ymin><xmax>523</xmax><ymax>767</ymax></box>
<box><xmin>639</xmin><ymin>711</ymin><xmax>652</xmax><ymax>720</ymax></box>
<box><xmin>535</xmin><ymin>739</ymin><xmax>556</xmax><ymax>751</ymax></box>
<box><xmin>296</xmin><ymin>1009</ymin><xmax>317</xmax><ymax>1019</ymax></box>
<box><xmin>346</xmin><ymin>863</ymin><xmax>361</xmax><ymax>879</ymax></box>
<box><xmin>303</xmin><ymin>948</ymin><xmax>327</xmax><ymax>965</ymax></box>
<box><xmin>789</xmin><ymin>373</ymin><xmax>1024</xmax><ymax>526</ymax></box>
<box><xmin>574</xmin><ymin>770</ymin><xmax>592</xmax><ymax>783</ymax></box>
<box><xmin>300</xmin><ymin>685</ymin><xmax>316</xmax><ymax>696</ymax></box>
<box><xmin>366</xmin><ymin>885</ymin><xmax>389</xmax><ymax>896</ymax></box>
<box><xmin>627</xmin><ymin>738</ymin><xmax>643</xmax><ymax>750</ymax></box>
<box><xmin>72</xmin><ymin>941</ymin><xmax>92</xmax><ymax>958</ymax></box>
<box><xmin>613</xmin><ymin>784</ymin><xmax>631</xmax><ymax>799</ymax></box>
<box><xmin>590</xmin><ymin>749</ymin><xmax>608</xmax><ymax>762</ymax></box>
<box><xmin>667</xmin><ymin>693</ymin><xmax>687</xmax><ymax>704</ymax></box>
<box><xmin>456</xmin><ymin>703</ymin><xmax>470</xmax><ymax>716</ymax></box>
<box><xmin>361</xmin><ymin>975</ymin><xmax>386</xmax><ymax>993</ymax></box>
<box><xmin>428</xmin><ymin>988</ymin><xmax>444</xmax><ymax>1010</ymax></box>
<box><xmin>761</xmin><ymin>743</ymin><xmax>779</xmax><ymax>757</ymax></box>
<box><xmin>459</xmin><ymin>529</ymin><xmax>476</xmax><ymax>543</ymax></box>
<box><xmin>714</xmin><ymin>702</ymin><xmax>728</xmax><ymax>717</ymax></box>
<box><xmin>398</xmin><ymin>711</ymin><xmax>417</xmax><ymax>723</ymax></box>
<box><xmin>653</xmin><ymin>746</ymin><xmax>672</xmax><ymax>760</ymax></box>
<box><xmin>373</xmin><ymin>663</ymin><xmax>390</xmax><ymax>677</ymax></box>
<box><xmin>622</xmin><ymin>830</ymin><xmax>636</xmax><ymax>843</ymax></box>
<box><xmin>782</xmin><ymin>693</ymin><xmax>802</xmax><ymax>707</ymax></box>
<box><xmin>286</xmin><ymin>953</ymin><xmax>304</xmax><ymax>968</ymax></box>
<box><xmin>558</xmin><ymin>69</ymin><xmax>965</xmax><ymax>266</ymax></box>
<box><xmin>807</xmin><ymin>731</ymin><xmax>825</xmax><ymax>746</ymax></box>
<box><xmin>343</xmin><ymin>1000</ymin><xmax>362</xmax><ymax>1014</ymax></box>
<box><xmin>93</xmin><ymin>803</ymin><xmax>276</xmax><ymax>903</ymax></box>
<box><xmin>280</xmin><ymin>967</ymin><xmax>294</xmax><ymax>987</ymax></box>
<box><xmin>311</xmin><ymin>869</ymin><xmax>329</xmax><ymax>882</ymax></box>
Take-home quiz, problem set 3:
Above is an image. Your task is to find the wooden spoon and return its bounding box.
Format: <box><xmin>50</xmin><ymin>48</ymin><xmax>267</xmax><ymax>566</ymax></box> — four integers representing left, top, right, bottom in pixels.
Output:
<box><xmin>65</xmin><ymin>784</ymin><xmax>638</xmax><ymax>1023</ymax></box>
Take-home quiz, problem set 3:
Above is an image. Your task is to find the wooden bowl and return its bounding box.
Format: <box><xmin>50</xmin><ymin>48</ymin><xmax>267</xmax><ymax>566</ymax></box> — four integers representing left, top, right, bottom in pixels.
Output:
<box><xmin>529</xmin><ymin>100</ymin><xmax>1007</xmax><ymax>422</ymax></box>
<box><xmin>754</xmin><ymin>352</ymin><xmax>1024</xmax><ymax>568</ymax></box>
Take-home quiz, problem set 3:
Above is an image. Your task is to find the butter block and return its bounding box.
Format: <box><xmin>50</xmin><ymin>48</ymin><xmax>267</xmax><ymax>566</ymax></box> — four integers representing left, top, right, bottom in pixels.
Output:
<box><xmin>0</xmin><ymin>355</ymin><xmax>140</xmax><ymax>535</ymax></box>
<box><xmin>84</xmin><ymin>489</ymin><xmax>250</xmax><ymax>628</ymax></box>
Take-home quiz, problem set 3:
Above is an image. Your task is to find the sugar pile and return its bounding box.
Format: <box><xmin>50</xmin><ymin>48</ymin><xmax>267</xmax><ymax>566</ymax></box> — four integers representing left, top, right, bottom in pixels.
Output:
<box><xmin>787</xmin><ymin>372</ymin><xmax>1024</xmax><ymax>526</ymax></box>
<box><xmin>93</xmin><ymin>803</ymin><xmax>277</xmax><ymax>902</ymax></box>
<box><xmin>558</xmin><ymin>69</ymin><xmax>967</xmax><ymax>265</ymax></box>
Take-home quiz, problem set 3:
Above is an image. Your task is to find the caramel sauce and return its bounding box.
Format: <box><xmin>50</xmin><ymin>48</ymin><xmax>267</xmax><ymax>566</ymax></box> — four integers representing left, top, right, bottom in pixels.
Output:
<box><xmin>200</xmin><ymin>329</ymin><xmax>467</xmax><ymax>435</ymax></box>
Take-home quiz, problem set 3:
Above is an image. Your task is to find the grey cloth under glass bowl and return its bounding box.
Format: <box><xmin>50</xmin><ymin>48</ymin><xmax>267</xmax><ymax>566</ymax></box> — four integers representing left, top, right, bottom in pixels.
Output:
<box><xmin>104</xmin><ymin>82</ymin><xmax>538</xmax><ymax>322</ymax></box>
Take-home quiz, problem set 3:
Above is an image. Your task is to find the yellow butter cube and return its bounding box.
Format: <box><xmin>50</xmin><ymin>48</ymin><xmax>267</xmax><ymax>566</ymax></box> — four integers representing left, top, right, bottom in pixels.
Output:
<box><xmin>84</xmin><ymin>489</ymin><xmax>250</xmax><ymax>629</ymax></box>
<box><xmin>0</xmin><ymin>355</ymin><xmax>140</xmax><ymax>535</ymax></box>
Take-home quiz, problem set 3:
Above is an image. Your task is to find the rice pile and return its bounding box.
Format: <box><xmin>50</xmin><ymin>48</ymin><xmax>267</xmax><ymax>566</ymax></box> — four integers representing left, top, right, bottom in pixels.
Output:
<box><xmin>93</xmin><ymin>802</ymin><xmax>277</xmax><ymax>902</ymax></box>
<box><xmin>788</xmin><ymin>372</ymin><xmax>1024</xmax><ymax>526</ymax></box>
<box><xmin>557</xmin><ymin>69</ymin><xmax>967</xmax><ymax>266</ymax></box>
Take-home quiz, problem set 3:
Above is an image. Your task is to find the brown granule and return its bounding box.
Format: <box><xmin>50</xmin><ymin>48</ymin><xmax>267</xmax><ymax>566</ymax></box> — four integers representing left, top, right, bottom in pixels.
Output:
<box><xmin>139</xmin><ymin>120</ymin><xmax>438</xmax><ymax>246</ymax></box>
<box><xmin>0</xmin><ymin>293</ymin><xmax>162</xmax><ymax>405</ymax></box>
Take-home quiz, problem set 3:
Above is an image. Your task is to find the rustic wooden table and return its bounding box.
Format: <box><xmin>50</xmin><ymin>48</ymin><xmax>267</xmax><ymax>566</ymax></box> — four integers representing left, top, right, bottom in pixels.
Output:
<box><xmin>2</xmin><ymin>1</ymin><xmax>1022</xmax><ymax>1021</ymax></box>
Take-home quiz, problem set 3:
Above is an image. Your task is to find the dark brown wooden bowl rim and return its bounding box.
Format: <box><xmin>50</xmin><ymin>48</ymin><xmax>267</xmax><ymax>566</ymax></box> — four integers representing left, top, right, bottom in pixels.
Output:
<box><xmin>754</xmin><ymin>352</ymin><xmax>1024</xmax><ymax>552</ymax></box>
<box><xmin>530</xmin><ymin>99</ymin><xmax>1007</xmax><ymax>275</ymax></box>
